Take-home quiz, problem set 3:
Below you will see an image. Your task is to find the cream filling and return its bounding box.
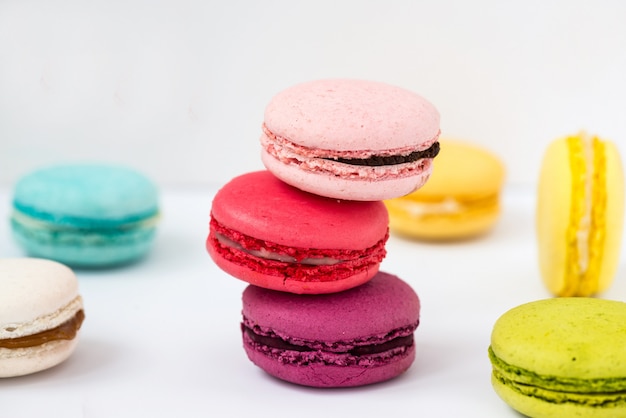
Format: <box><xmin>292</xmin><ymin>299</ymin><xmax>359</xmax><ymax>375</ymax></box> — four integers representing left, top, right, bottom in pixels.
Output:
<box><xmin>576</xmin><ymin>133</ymin><xmax>594</xmax><ymax>276</ymax></box>
<box><xmin>11</xmin><ymin>209</ymin><xmax>160</xmax><ymax>231</ymax></box>
<box><xmin>215</xmin><ymin>233</ymin><xmax>342</xmax><ymax>266</ymax></box>
<box><xmin>398</xmin><ymin>197</ymin><xmax>463</xmax><ymax>216</ymax></box>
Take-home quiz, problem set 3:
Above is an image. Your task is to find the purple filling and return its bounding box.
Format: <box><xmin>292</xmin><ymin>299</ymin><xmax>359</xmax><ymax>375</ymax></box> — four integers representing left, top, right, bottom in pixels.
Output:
<box><xmin>242</xmin><ymin>324</ymin><xmax>415</xmax><ymax>356</ymax></box>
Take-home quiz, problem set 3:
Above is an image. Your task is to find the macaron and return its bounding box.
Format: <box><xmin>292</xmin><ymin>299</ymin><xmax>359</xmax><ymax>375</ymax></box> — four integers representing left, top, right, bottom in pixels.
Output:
<box><xmin>207</xmin><ymin>170</ymin><xmax>389</xmax><ymax>294</ymax></box>
<box><xmin>260</xmin><ymin>79</ymin><xmax>441</xmax><ymax>201</ymax></box>
<box><xmin>536</xmin><ymin>132</ymin><xmax>624</xmax><ymax>296</ymax></box>
<box><xmin>241</xmin><ymin>271</ymin><xmax>420</xmax><ymax>387</ymax></box>
<box><xmin>0</xmin><ymin>258</ymin><xmax>85</xmax><ymax>378</ymax></box>
<box><xmin>11</xmin><ymin>163</ymin><xmax>160</xmax><ymax>267</ymax></box>
<box><xmin>384</xmin><ymin>139</ymin><xmax>505</xmax><ymax>240</ymax></box>
<box><xmin>489</xmin><ymin>297</ymin><xmax>626</xmax><ymax>418</ymax></box>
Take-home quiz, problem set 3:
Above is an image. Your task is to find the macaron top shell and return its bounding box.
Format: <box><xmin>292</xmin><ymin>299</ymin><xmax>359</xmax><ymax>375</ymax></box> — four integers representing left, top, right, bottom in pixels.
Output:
<box><xmin>242</xmin><ymin>271</ymin><xmax>419</xmax><ymax>342</ymax></box>
<box><xmin>491</xmin><ymin>298</ymin><xmax>626</xmax><ymax>380</ymax></box>
<box><xmin>211</xmin><ymin>170</ymin><xmax>389</xmax><ymax>250</ymax></box>
<box><xmin>264</xmin><ymin>79</ymin><xmax>440</xmax><ymax>152</ymax></box>
<box><xmin>0</xmin><ymin>258</ymin><xmax>80</xmax><ymax>335</ymax></box>
<box><xmin>13</xmin><ymin>164</ymin><xmax>159</xmax><ymax>227</ymax></box>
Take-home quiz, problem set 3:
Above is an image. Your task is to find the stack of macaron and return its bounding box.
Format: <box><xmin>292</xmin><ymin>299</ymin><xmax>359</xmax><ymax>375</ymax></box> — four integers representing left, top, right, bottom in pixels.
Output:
<box><xmin>207</xmin><ymin>79</ymin><xmax>441</xmax><ymax>387</ymax></box>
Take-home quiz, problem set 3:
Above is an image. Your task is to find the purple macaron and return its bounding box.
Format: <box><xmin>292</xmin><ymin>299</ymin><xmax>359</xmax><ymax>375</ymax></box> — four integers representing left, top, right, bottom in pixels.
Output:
<box><xmin>241</xmin><ymin>271</ymin><xmax>420</xmax><ymax>387</ymax></box>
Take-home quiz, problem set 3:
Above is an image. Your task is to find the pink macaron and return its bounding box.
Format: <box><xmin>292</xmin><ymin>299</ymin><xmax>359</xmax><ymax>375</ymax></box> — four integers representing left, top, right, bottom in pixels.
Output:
<box><xmin>241</xmin><ymin>271</ymin><xmax>420</xmax><ymax>387</ymax></box>
<box><xmin>206</xmin><ymin>170</ymin><xmax>389</xmax><ymax>294</ymax></box>
<box><xmin>260</xmin><ymin>79</ymin><xmax>441</xmax><ymax>201</ymax></box>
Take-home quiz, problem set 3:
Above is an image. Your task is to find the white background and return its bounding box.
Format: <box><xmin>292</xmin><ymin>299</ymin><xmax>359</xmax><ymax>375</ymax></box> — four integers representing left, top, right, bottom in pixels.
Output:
<box><xmin>1</xmin><ymin>0</ymin><xmax>626</xmax><ymax>188</ymax></box>
<box><xmin>2</xmin><ymin>1</ymin><xmax>626</xmax><ymax>417</ymax></box>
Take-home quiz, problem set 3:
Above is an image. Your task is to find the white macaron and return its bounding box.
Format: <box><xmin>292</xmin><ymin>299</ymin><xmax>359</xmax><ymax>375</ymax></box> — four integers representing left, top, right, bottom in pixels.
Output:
<box><xmin>0</xmin><ymin>258</ymin><xmax>85</xmax><ymax>377</ymax></box>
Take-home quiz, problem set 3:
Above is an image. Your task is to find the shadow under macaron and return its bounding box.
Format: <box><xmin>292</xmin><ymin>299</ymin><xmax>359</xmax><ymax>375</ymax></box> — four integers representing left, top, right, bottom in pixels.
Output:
<box><xmin>0</xmin><ymin>336</ymin><xmax>119</xmax><ymax>386</ymax></box>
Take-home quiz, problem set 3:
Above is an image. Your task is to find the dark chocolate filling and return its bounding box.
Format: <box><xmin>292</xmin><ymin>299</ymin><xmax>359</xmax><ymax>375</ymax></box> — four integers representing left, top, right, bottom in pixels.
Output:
<box><xmin>242</xmin><ymin>325</ymin><xmax>414</xmax><ymax>355</ymax></box>
<box><xmin>326</xmin><ymin>141</ymin><xmax>440</xmax><ymax>167</ymax></box>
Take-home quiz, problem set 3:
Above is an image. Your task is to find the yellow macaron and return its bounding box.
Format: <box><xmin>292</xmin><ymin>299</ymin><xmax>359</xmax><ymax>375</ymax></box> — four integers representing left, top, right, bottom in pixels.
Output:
<box><xmin>536</xmin><ymin>132</ymin><xmax>625</xmax><ymax>297</ymax></box>
<box><xmin>384</xmin><ymin>139</ymin><xmax>505</xmax><ymax>240</ymax></box>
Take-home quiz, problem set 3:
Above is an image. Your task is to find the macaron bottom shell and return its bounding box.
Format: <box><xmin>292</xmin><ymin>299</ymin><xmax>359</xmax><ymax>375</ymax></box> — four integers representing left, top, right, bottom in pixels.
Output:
<box><xmin>207</xmin><ymin>241</ymin><xmax>380</xmax><ymax>294</ymax></box>
<box><xmin>243</xmin><ymin>337</ymin><xmax>415</xmax><ymax>388</ymax></box>
<box><xmin>11</xmin><ymin>220</ymin><xmax>157</xmax><ymax>267</ymax></box>
<box><xmin>261</xmin><ymin>149</ymin><xmax>433</xmax><ymax>201</ymax></box>
<box><xmin>0</xmin><ymin>337</ymin><xmax>79</xmax><ymax>378</ymax></box>
<box><xmin>491</xmin><ymin>373</ymin><xmax>626</xmax><ymax>418</ymax></box>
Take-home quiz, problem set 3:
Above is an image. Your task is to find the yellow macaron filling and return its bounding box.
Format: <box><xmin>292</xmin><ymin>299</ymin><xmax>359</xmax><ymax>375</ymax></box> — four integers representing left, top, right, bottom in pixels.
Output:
<box><xmin>563</xmin><ymin>133</ymin><xmax>606</xmax><ymax>296</ymax></box>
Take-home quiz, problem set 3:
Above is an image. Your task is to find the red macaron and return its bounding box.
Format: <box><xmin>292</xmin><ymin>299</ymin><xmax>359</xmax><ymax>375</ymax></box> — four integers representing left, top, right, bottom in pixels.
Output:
<box><xmin>241</xmin><ymin>271</ymin><xmax>421</xmax><ymax>387</ymax></box>
<box><xmin>207</xmin><ymin>170</ymin><xmax>389</xmax><ymax>294</ymax></box>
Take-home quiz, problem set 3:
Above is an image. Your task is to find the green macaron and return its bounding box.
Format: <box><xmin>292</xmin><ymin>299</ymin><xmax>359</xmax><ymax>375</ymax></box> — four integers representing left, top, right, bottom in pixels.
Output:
<box><xmin>488</xmin><ymin>298</ymin><xmax>626</xmax><ymax>418</ymax></box>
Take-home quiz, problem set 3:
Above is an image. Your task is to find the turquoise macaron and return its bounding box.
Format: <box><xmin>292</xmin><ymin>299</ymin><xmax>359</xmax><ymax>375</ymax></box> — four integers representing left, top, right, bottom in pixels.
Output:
<box><xmin>10</xmin><ymin>164</ymin><xmax>160</xmax><ymax>267</ymax></box>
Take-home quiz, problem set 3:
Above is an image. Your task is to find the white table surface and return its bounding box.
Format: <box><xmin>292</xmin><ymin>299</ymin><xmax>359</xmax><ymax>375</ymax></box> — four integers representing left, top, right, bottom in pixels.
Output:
<box><xmin>1</xmin><ymin>185</ymin><xmax>625</xmax><ymax>418</ymax></box>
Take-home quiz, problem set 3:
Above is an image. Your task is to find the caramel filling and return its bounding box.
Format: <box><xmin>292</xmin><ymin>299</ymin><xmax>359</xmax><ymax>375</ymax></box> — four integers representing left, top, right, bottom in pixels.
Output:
<box><xmin>0</xmin><ymin>310</ymin><xmax>85</xmax><ymax>349</ymax></box>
